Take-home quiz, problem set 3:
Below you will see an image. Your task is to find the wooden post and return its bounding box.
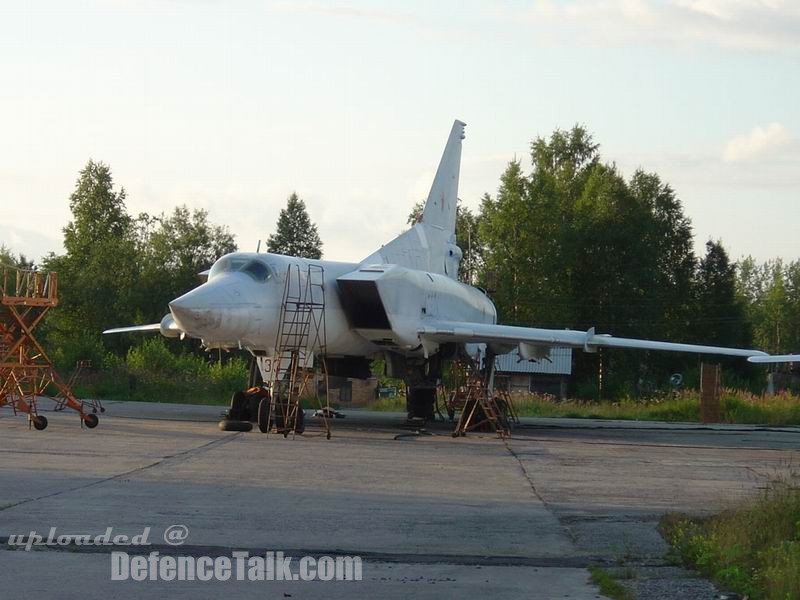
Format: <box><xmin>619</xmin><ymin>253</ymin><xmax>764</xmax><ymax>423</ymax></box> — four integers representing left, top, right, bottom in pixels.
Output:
<box><xmin>700</xmin><ymin>363</ymin><xmax>721</xmax><ymax>424</ymax></box>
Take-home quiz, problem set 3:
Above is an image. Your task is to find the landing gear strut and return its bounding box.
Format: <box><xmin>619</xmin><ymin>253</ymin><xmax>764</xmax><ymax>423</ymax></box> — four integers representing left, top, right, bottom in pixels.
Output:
<box><xmin>406</xmin><ymin>386</ymin><xmax>436</xmax><ymax>421</ymax></box>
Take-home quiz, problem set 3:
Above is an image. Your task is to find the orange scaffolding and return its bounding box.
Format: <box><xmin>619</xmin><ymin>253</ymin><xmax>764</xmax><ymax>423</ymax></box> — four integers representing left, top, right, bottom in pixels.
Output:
<box><xmin>447</xmin><ymin>356</ymin><xmax>515</xmax><ymax>438</ymax></box>
<box><xmin>0</xmin><ymin>264</ymin><xmax>101</xmax><ymax>430</ymax></box>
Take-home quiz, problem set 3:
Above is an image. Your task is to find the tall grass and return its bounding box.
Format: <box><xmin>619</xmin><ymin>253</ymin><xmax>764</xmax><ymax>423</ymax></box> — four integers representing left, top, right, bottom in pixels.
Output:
<box><xmin>72</xmin><ymin>337</ymin><xmax>248</xmax><ymax>405</ymax></box>
<box><xmin>660</xmin><ymin>473</ymin><xmax>800</xmax><ymax>599</ymax></box>
<box><xmin>506</xmin><ymin>390</ymin><xmax>800</xmax><ymax>426</ymax></box>
<box><xmin>360</xmin><ymin>389</ymin><xmax>800</xmax><ymax>426</ymax></box>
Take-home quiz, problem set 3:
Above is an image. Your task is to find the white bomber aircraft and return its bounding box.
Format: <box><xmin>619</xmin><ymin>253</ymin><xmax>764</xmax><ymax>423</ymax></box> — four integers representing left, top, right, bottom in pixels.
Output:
<box><xmin>105</xmin><ymin>120</ymin><xmax>769</xmax><ymax>419</ymax></box>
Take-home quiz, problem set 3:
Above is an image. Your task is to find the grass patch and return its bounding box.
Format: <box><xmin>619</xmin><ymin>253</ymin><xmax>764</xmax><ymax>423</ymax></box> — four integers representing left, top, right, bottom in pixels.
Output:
<box><xmin>506</xmin><ymin>390</ymin><xmax>800</xmax><ymax>426</ymax></box>
<box><xmin>71</xmin><ymin>337</ymin><xmax>248</xmax><ymax>405</ymax></box>
<box><xmin>361</xmin><ymin>389</ymin><xmax>800</xmax><ymax>426</ymax></box>
<box><xmin>660</xmin><ymin>474</ymin><xmax>800</xmax><ymax>600</ymax></box>
<box><xmin>369</xmin><ymin>394</ymin><xmax>407</xmax><ymax>412</ymax></box>
<box><xmin>72</xmin><ymin>371</ymin><xmax>242</xmax><ymax>405</ymax></box>
<box><xmin>587</xmin><ymin>565</ymin><xmax>634</xmax><ymax>600</ymax></box>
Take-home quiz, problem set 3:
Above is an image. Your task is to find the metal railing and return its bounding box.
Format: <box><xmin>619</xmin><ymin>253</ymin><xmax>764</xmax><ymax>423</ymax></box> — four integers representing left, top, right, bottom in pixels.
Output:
<box><xmin>1</xmin><ymin>265</ymin><xmax>58</xmax><ymax>307</ymax></box>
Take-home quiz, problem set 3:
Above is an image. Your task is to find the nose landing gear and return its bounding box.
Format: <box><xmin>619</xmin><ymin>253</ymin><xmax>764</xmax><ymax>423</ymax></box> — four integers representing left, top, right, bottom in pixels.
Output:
<box><xmin>218</xmin><ymin>387</ymin><xmax>267</xmax><ymax>432</ymax></box>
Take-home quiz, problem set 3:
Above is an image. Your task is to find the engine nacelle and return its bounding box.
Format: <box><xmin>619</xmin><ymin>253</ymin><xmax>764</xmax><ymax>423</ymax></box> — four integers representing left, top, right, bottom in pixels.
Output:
<box><xmin>336</xmin><ymin>264</ymin><xmax>496</xmax><ymax>355</ymax></box>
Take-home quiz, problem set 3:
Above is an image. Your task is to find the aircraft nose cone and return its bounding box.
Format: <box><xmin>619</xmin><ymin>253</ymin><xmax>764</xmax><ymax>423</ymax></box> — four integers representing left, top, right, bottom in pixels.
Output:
<box><xmin>169</xmin><ymin>286</ymin><xmax>225</xmax><ymax>334</ymax></box>
<box><xmin>168</xmin><ymin>300</ymin><xmax>197</xmax><ymax>332</ymax></box>
<box><xmin>168</xmin><ymin>279</ymin><xmax>256</xmax><ymax>340</ymax></box>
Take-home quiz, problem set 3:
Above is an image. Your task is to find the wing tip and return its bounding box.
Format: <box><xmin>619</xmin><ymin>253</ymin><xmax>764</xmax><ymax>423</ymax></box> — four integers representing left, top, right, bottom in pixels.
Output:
<box><xmin>748</xmin><ymin>354</ymin><xmax>799</xmax><ymax>364</ymax></box>
<box><xmin>102</xmin><ymin>323</ymin><xmax>161</xmax><ymax>335</ymax></box>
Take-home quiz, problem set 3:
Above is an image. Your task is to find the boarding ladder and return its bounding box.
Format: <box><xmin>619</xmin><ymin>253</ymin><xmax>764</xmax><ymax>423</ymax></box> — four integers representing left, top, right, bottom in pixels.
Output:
<box><xmin>265</xmin><ymin>263</ymin><xmax>331</xmax><ymax>439</ymax></box>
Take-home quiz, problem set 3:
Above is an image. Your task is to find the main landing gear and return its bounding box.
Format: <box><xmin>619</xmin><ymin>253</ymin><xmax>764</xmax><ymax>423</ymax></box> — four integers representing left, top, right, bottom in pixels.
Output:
<box><xmin>406</xmin><ymin>386</ymin><xmax>437</xmax><ymax>421</ymax></box>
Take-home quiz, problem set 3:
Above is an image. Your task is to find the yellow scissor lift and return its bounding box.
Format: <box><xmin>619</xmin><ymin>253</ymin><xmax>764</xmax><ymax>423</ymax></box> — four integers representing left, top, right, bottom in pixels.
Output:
<box><xmin>0</xmin><ymin>264</ymin><xmax>102</xmax><ymax>430</ymax></box>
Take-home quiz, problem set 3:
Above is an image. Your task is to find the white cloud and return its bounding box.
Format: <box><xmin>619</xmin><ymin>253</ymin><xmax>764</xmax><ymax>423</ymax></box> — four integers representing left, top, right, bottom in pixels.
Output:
<box><xmin>268</xmin><ymin>2</ymin><xmax>422</xmax><ymax>26</ymax></box>
<box><xmin>513</xmin><ymin>0</ymin><xmax>800</xmax><ymax>51</ymax></box>
<box><xmin>675</xmin><ymin>0</ymin><xmax>780</xmax><ymax>20</ymax></box>
<box><xmin>0</xmin><ymin>223</ymin><xmax>62</xmax><ymax>263</ymax></box>
<box><xmin>722</xmin><ymin>123</ymin><xmax>791</xmax><ymax>162</ymax></box>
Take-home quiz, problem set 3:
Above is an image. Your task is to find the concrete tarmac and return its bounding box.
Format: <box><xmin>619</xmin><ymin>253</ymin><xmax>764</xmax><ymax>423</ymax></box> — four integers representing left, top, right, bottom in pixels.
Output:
<box><xmin>1</xmin><ymin>402</ymin><xmax>798</xmax><ymax>599</ymax></box>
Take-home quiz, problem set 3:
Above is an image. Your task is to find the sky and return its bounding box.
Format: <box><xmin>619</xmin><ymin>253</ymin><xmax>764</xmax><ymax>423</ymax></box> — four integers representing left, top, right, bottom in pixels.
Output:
<box><xmin>1</xmin><ymin>0</ymin><xmax>798</xmax><ymax>265</ymax></box>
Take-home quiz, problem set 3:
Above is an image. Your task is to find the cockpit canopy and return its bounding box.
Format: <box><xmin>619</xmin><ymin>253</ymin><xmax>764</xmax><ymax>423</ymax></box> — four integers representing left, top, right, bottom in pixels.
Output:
<box><xmin>209</xmin><ymin>255</ymin><xmax>274</xmax><ymax>283</ymax></box>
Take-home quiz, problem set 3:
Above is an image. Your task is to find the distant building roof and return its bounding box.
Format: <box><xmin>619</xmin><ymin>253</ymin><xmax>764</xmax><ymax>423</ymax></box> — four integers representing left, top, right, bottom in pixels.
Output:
<box><xmin>495</xmin><ymin>347</ymin><xmax>572</xmax><ymax>376</ymax></box>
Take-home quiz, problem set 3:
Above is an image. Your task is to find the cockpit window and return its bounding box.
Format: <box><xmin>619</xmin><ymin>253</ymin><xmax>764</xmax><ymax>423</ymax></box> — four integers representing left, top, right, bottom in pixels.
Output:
<box><xmin>241</xmin><ymin>260</ymin><xmax>271</xmax><ymax>282</ymax></box>
<box><xmin>209</xmin><ymin>256</ymin><xmax>273</xmax><ymax>283</ymax></box>
<box><xmin>209</xmin><ymin>257</ymin><xmax>246</xmax><ymax>280</ymax></box>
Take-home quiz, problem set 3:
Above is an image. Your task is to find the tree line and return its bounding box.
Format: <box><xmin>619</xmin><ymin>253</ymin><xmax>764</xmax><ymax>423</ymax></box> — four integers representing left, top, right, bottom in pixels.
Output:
<box><xmin>1</xmin><ymin>125</ymin><xmax>796</xmax><ymax>396</ymax></box>
<box><xmin>417</xmin><ymin>126</ymin><xmax>797</xmax><ymax>394</ymax></box>
<box><xmin>1</xmin><ymin>160</ymin><xmax>322</xmax><ymax>370</ymax></box>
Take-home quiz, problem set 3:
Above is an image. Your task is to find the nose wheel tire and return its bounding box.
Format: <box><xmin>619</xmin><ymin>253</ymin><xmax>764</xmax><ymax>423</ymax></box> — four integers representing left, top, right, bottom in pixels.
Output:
<box><xmin>218</xmin><ymin>419</ymin><xmax>253</xmax><ymax>432</ymax></box>
<box><xmin>257</xmin><ymin>396</ymin><xmax>271</xmax><ymax>433</ymax></box>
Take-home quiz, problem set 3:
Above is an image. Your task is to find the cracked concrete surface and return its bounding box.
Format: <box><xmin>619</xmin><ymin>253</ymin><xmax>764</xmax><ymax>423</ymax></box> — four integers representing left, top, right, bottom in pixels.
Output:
<box><xmin>1</xmin><ymin>403</ymin><xmax>797</xmax><ymax>598</ymax></box>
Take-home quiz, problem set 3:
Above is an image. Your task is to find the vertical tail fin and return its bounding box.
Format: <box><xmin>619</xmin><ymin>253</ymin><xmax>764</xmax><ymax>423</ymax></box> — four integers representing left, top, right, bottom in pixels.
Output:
<box><xmin>421</xmin><ymin>120</ymin><xmax>465</xmax><ymax>236</ymax></box>
<box><xmin>362</xmin><ymin>119</ymin><xmax>466</xmax><ymax>278</ymax></box>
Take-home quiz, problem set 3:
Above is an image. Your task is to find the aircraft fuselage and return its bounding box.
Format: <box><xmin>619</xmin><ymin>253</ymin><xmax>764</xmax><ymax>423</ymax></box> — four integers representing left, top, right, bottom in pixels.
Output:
<box><xmin>167</xmin><ymin>252</ymin><xmax>497</xmax><ymax>361</ymax></box>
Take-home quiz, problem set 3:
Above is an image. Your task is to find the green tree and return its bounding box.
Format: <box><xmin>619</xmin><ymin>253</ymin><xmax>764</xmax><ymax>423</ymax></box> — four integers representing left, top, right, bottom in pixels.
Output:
<box><xmin>738</xmin><ymin>258</ymin><xmax>800</xmax><ymax>354</ymax></box>
<box><xmin>39</xmin><ymin>161</ymin><xmax>140</xmax><ymax>367</ymax></box>
<box><xmin>761</xmin><ymin>262</ymin><xmax>790</xmax><ymax>353</ymax></box>
<box><xmin>43</xmin><ymin>161</ymin><xmax>139</xmax><ymax>337</ymax></box>
<box><xmin>628</xmin><ymin>171</ymin><xmax>696</xmax><ymax>341</ymax></box>
<box><xmin>0</xmin><ymin>244</ymin><xmax>33</xmax><ymax>269</ymax></box>
<box><xmin>137</xmin><ymin>206</ymin><xmax>236</xmax><ymax>321</ymax></box>
<box><xmin>456</xmin><ymin>202</ymin><xmax>483</xmax><ymax>284</ymax></box>
<box><xmin>480</xmin><ymin>126</ymin><xmax>702</xmax><ymax>396</ymax></box>
<box><xmin>266</xmin><ymin>193</ymin><xmax>322</xmax><ymax>259</ymax></box>
<box><xmin>784</xmin><ymin>261</ymin><xmax>800</xmax><ymax>352</ymax></box>
<box><xmin>479</xmin><ymin>159</ymin><xmax>546</xmax><ymax>324</ymax></box>
<box><xmin>694</xmin><ymin>240</ymin><xmax>751</xmax><ymax>348</ymax></box>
